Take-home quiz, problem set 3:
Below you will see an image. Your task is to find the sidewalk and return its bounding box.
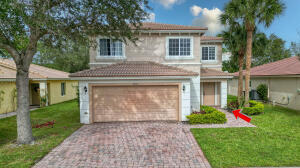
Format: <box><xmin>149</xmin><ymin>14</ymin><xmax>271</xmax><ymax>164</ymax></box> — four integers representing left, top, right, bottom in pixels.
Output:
<box><xmin>0</xmin><ymin>107</ymin><xmax>39</xmax><ymax>119</ymax></box>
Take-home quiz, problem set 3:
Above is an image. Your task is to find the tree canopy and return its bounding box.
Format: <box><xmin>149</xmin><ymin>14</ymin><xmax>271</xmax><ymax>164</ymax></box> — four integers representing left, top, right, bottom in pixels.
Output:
<box><xmin>222</xmin><ymin>32</ymin><xmax>291</xmax><ymax>73</ymax></box>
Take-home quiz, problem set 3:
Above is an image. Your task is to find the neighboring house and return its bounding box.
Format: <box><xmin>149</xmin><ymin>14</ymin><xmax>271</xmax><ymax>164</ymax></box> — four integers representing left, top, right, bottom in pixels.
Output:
<box><xmin>70</xmin><ymin>22</ymin><xmax>233</xmax><ymax>124</ymax></box>
<box><xmin>0</xmin><ymin>59</ymin><xmax>78</xmax><ymax>114</ymax></box>
<box><xmin>228</xmin><ymin>56</ymin><xmax>300</xmax><ymax>110</ymax></box>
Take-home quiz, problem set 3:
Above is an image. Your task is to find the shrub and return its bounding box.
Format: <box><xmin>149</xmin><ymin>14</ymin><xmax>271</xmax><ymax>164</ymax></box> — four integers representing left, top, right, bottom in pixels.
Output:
<box><xmin>257</xmin><ymin>84</ymin><xmax>268</xmax><ymax>101</ymax></box>
<box><xmin>243</xmin><ymin>100</ymin><xmax>264</xmax><ymax>115</ymax></box>
<box><xmin>227</xmin><ymin>100</ymin><xmax>239</xmax><ymax>111</ymax></box>
<box><xmin>187</xmin><ymin>106</ymin><xmax>227</xmax><ymax>124</ymax></box>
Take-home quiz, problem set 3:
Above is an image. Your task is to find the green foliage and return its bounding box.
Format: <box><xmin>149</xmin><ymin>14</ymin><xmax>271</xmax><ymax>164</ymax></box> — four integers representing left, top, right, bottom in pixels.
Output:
<box><xmin>256</xmin><ymin>84</ymin><xmax>268</xmax><ymax>101</ymax></box>
<box><xmin>242</xmin><ymin>100</ymin><xmax>264</xmax><ymax>115</ymax></box>
<box><xmin>252</xmin><ymin>34</ymin><xmax>291</xmax><ymax>66</ymax></box>
<box><xmin>0</xmin><ymin>0</ymin><xmax>150</xmax><ymax>53</ymax></box>
<box><xmin>221</xmin><ymin>32</ymin><xmax>290</xmax><ymax>72</ymax></box>
<box><xmin>187</xmin><ymin>106</ymin><xmax>227</xmax><ymax>124</ymax></box>
<box><xmin>40</xmin><ymin>96</ymin><xmax>47</xmax><ymax>107</ymax></box>
<box><xmin>34</xmin><ymin>41</ymin><xmax>89</xmax><ymax>73</ymax></box>
<box><xmin>191</xmin><ymin>105</ymin><xmax>300</xmax><ymax>168</ymax></box>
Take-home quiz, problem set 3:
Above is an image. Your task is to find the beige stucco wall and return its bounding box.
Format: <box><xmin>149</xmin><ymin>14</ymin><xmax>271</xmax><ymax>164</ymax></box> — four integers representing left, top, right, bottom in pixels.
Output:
<box><xmin>0</xmin><ymin>82</ymin><xmax>17</xmax><ymax>114</ymax></box>
<box><xmin>228</xmin><ymin>77</ymin><xmax>300</xmax><ymax>110</ymax></box>
<box><xmin>89</xmin><ymin>34</ymin><xmax>223</xmax><ymax>71</ymax></box>
<box><xmin>48</xmin><ymin>80</ymin><xmax>78</xmax><ymax>105</ymax></box>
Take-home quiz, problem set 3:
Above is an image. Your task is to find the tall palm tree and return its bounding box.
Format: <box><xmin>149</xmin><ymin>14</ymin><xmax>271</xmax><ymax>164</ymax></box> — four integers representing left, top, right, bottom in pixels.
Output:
<box><xmin>221</xmin><ymin>24</ymin><xmax>268</xmax><ymax>104</ymax></box>
<box><xmin>221</xmin><ymin>24</ymin><xmax>247</xmax><ymax>103</ymax></box>
<box><xmin>220</xmin><ymin>0</ymin><xmax>285</xmax><ymax>106</ymax></box>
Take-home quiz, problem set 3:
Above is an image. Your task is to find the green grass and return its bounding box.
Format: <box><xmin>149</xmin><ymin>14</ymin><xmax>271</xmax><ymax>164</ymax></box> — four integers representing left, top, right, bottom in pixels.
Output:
<box><xmin>191</xmin><ymin>104</ymin><xmax>300</xmax><ymax>168</ymax></box>
<box><xmin>0</xmin><ymin>100</ymin><xmax>82</xmax><ymax>168</ymax></box>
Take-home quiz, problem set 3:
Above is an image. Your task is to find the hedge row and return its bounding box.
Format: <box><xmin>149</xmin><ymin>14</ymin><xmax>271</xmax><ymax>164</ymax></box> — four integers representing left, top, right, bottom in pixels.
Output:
<box><xmin>242</xmin><ymin>100</ymin><xmax>264</xmax><ymax>115</ymax></box>
<box><xmin>186</xmin><ymin>106</ymin><xmax>227</xmax><ymax>124</ymax></box>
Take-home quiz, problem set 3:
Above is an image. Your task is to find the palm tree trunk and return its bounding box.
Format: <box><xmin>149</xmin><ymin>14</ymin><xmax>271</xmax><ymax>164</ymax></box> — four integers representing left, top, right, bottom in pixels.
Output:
<box><xmin>245</xmin><ymin>30</ymin><xmax>253</xmax><ymax>107</ymax></box>
<box><xmin>16</xmin><ymin>60</ymin><xmax>34</xmax><ymax>144</ymax></box>
<box><xmin>237</xmin><ymin>53</ymin><xmax>244</xmax><ymax>103</ymax></box>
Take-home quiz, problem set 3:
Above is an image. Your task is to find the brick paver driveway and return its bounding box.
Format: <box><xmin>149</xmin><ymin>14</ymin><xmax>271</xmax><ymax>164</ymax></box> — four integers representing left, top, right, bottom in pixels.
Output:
<box><xmin>34</xmin><ymin>122</ymin><xmax>211</xmax><ymax>168</ymax></box>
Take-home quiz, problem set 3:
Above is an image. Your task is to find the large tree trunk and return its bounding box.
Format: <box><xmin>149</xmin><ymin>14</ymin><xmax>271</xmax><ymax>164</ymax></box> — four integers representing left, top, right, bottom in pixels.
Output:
<box><xmin>237</xmin><ymin>53</ymin><xmax>244</xmax><ymax>104</ymax></box>
<box><xmin>245</xmin><ymin>30</ymin><xmax>253</xmax><ymax>107</ymax></box>
<box><xmin>16</xmin><ymin>60</ymin><xmax>34</xmax><ymax>144</ymax></box>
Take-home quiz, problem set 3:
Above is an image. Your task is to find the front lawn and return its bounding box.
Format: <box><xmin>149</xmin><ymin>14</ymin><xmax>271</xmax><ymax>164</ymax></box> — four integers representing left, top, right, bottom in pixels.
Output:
<box><xmin>0</xmin><ymin>100</ymin><xmax>82</xmax><ymax>168</ymax></box>
<box><xmin>191</xmin><ymin>104</ymin><xmax>300</xmax><ymax>168</ymax></box>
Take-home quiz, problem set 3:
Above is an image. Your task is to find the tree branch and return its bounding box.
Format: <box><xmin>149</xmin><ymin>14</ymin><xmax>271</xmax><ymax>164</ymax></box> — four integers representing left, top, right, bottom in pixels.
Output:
<box><xmin>0</xmin><ymin>42</ymin><xmax>19</xmax><ymax>60</ymax></box>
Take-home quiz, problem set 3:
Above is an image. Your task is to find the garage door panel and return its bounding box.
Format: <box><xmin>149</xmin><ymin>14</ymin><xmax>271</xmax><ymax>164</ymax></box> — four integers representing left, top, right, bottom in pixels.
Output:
<box><xmin>92</xmin><ymin>85</ymin><xmax>179</xmax><ymax>122</ymax></box>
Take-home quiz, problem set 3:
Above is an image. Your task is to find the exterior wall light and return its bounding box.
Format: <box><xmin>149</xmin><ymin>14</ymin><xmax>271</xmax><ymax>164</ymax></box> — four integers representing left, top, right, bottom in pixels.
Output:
<box><xmin>183</xmin><ymin>85</ymin><xmax>185</xmax><ymax>92</ymax></box>
<box><xmin>84</xmin><ymin>86</ymin><xmax>88</xmax><ymax>94</ymax></box>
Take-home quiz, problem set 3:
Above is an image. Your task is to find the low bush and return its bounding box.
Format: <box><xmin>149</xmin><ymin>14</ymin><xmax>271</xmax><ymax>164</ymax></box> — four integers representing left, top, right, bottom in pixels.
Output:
<box><xmin>257</xmin><ymin>84</ymin><xmax>268</xmax><ymax>101</ymax></box>
<box><xmin>243</xmin><ymin>100</ymin><xmax>264</xmax><ymax>115</ymax></box>
<box><xmin>187</xmin><ymin>106</ymin><xmax>227</xmax><ymax>124</ymax></box>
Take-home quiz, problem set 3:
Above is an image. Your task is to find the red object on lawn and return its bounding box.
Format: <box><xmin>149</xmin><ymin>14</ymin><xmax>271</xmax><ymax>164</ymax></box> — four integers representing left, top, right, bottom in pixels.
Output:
<box><xmin>232</xmin><ymin>109</ymin><xmax>252</xmax><ymax>123</ymax></box>
<box><xmin>33</xmin><ymin>120</ymin><xmax>55</xmax><ymax>128</ymax></box>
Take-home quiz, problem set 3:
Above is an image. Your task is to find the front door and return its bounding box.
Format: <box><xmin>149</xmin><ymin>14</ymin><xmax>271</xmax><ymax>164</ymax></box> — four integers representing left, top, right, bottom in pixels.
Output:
<box><xmin>203</xmin><ymin>82</ymin><xmax>215</xmax><ymax>106</ymax></box>
<box><xmin>31</xmin><ymin>83</ymin><xmax>40</xmax><ymax>105</ymax></box>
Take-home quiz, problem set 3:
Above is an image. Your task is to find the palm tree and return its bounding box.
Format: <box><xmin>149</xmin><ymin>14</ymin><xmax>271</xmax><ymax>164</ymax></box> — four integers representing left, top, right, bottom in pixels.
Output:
<box><xmin>220</xmin><ymin>0</ymin><xmax>285</xmax><ymax>106</ymax></box>
<box><xmin>221</xmin><ymin>24</ymin><xmax>268</xmax><ymax>104</ymax></box>
<box><xmin>221</xmin><ymin>24</ymin><xmax>247</xmax><ymax>103</ymax></box>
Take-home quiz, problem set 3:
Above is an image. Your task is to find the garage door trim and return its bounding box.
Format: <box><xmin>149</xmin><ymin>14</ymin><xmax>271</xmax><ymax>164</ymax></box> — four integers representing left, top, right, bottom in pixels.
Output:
<box><xmin>89</xmin><ymin>83</ymin><xmax>181</xmax><ymax>123</ymax></box>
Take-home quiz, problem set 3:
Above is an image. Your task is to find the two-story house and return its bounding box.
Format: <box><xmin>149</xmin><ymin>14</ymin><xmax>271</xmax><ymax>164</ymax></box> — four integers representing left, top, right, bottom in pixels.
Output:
<box><xmin>70</xmin><ymin>22</ymin><xmax>232</xmax><ymax>124</ymax></box>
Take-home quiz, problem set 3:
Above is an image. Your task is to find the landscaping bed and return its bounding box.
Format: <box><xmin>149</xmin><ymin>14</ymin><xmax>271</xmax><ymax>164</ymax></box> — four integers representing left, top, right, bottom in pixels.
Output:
<box><xmin>191</xmin><ymin>103</ymin><xmax>300</xmax><ymax>168</ymax></box>
<box><xmin>186</xmin><ymin>106</ymin><xmax>227</xmax><ymax>124</ymax></box>
<box><xmin>0</xmin><ymin>100</ymin><xmax>82</xmax><ymax>168</ymax></box>
<box><xmin>227</xmin><ymin>95</ymin><xmax>264</xmax><ymax>115</ymax></box>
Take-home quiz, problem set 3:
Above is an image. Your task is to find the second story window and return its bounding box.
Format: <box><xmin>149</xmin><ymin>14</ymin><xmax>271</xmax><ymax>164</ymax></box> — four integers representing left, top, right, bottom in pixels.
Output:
<box><xmin>166</xmin><ymin>37</ymin><xmax>193</xmax><ymax>59</ymax></box>
<box><xmin>99</xmin><ymin>39</ymin><xmax>124</xmax><ymax>58</ymax></box>
<box><xmin>202</xmin><ymin>46</ymin><xmax>216</xmax><ymax>61</ymax></box>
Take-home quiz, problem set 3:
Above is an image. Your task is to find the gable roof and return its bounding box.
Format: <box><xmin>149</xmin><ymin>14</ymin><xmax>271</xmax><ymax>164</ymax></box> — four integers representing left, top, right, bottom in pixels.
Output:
<box><xmin>70</xmin><ymin>61</ymin><xmax>198</xmax><ymax>78</ymax></box>
<box><xmin>233</xmin><ymin>56</ymin><xmax>300</xmax><ymax>77</ymax></box>
<box><xmin>0</xmin><ymin>59</ymin><xmax>70</xmax><ymax>80</ymax></box>
<box><xmin>137</xmin><ymin>22</ymin><xmax>208</xmax><ymax>31</ymax></box>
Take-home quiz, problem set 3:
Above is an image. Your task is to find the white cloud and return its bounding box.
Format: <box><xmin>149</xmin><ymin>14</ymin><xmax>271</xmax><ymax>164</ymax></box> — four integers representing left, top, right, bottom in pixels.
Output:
<box><xmin>152</xmin><ymin>0</ymin><xmax>185</xmax><ymax>9</ymax></box>
<box><xmin>190</xmin><ymin>5</ymin><xmax>202</xmax><ymax>16</ymax></box>
<box><xmin>191</xmin><ymin>6</ymin><xmax>225</xmax><ymax>36</ymax></box>
<box><xmin>146</xmin><ymin>12</ymin><xmax>156</xmax><ymax>22</ymax></box>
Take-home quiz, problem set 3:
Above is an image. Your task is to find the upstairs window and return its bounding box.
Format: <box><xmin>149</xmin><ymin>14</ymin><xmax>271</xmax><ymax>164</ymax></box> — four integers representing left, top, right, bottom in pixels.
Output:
<box><xmin>167</xmin><ymin>37</ymin><xmax>193</xmax><ymax>58</ymax></box>
<box><xmin>202</xmin><ymin>46</ymin><xmax>216</xmax><ymax>61</ymax></box>
<box><xmin>99</xmin><ymin>39</ymin><xmax>123</xmax><ymax>57</ymax></box>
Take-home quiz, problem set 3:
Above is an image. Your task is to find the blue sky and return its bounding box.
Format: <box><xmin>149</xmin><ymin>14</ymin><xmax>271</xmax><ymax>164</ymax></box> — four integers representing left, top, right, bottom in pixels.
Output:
<box><xmin>148</xmin><ymin>0</ymin><xmax>300</xmax><ymax>48</ymax></box>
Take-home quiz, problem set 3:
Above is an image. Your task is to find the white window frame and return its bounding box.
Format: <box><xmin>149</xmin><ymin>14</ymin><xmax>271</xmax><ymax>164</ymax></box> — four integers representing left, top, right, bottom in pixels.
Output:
<box><xmin>201</xmin><ymin>45</ymin><xmax>217</xmax><ymax>62</ymax></box>
<box><xmin>96</xmin><ymin>37</ymin><xmax>126</xmax><ymax>59</ymax></box>
<box><xmin>166</xmin><ymin>36</ymin><xmax>194</xmax><ymax>59</ymax></box>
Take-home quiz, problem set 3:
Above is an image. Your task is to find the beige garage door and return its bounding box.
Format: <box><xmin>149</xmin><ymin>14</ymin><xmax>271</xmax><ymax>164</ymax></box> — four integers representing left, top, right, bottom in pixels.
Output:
<box><xmin>91</xmin><ymin>85</ymin><xmax>179</xmax><ymax>122</ymax></box>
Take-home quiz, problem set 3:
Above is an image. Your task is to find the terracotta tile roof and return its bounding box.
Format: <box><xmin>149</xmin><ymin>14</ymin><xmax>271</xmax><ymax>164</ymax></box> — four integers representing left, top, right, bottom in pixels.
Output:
<box><xmin>137</xmin><ymin>22</ymin><xmax>208</xmax><ymax>30</ymax></box>
<box><xmin>0</xmin><ymin>59</ymin><xmax>70</xmax><ymax>79</ymax></box>
<box><xmin>201</xmin><ymin>36</ymin><xmax>223</xmax><ymax>41</ymax></box>
<box><xmin>70</xmin><ymin>61</ymin><xmax>198</xmax><ymax>77</ymax></box>
<box><xmin>233</xmin><ymin>56</ymin><xmax>300</xmax><ymax>76</ymax></box>
<box><xmin>201</xmin><ymin>68</ymin><xmax>232</xmax><ymax>77</ymax></box>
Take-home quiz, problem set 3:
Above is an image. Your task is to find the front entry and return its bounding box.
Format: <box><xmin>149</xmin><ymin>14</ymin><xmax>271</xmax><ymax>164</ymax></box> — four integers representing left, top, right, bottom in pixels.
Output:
<box><xmin>203</xmin><ymin>82</ymin><xmax>215</xmax><ymax>106</ymax></box>
<box><xmin>31</xmin><ymin>83</ymin><xmax>40</xmax><ymax>105</ymax></box>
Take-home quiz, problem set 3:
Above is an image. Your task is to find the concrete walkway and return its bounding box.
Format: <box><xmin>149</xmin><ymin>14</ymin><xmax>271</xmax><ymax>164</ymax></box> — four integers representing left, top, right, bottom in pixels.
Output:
<box><xmin>0</xmin><ymin>107</ymin><xmax>39</xmax><ymax>119</ymax></box>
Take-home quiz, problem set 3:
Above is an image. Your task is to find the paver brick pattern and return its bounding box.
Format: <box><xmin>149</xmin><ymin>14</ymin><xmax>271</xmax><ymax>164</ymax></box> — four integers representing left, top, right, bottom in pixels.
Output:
<box><xmin>34</xmin><ymin>110</ymin><xmax>254</xmax><ymax>168</ymax></box>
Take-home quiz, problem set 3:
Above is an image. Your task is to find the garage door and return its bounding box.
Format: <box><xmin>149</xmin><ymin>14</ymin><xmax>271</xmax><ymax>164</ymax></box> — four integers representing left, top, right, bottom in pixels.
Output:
<box><xmin>91</xmin><ymin>85</ymin><xmax>179</xmax><ymax>122</ymax></box>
